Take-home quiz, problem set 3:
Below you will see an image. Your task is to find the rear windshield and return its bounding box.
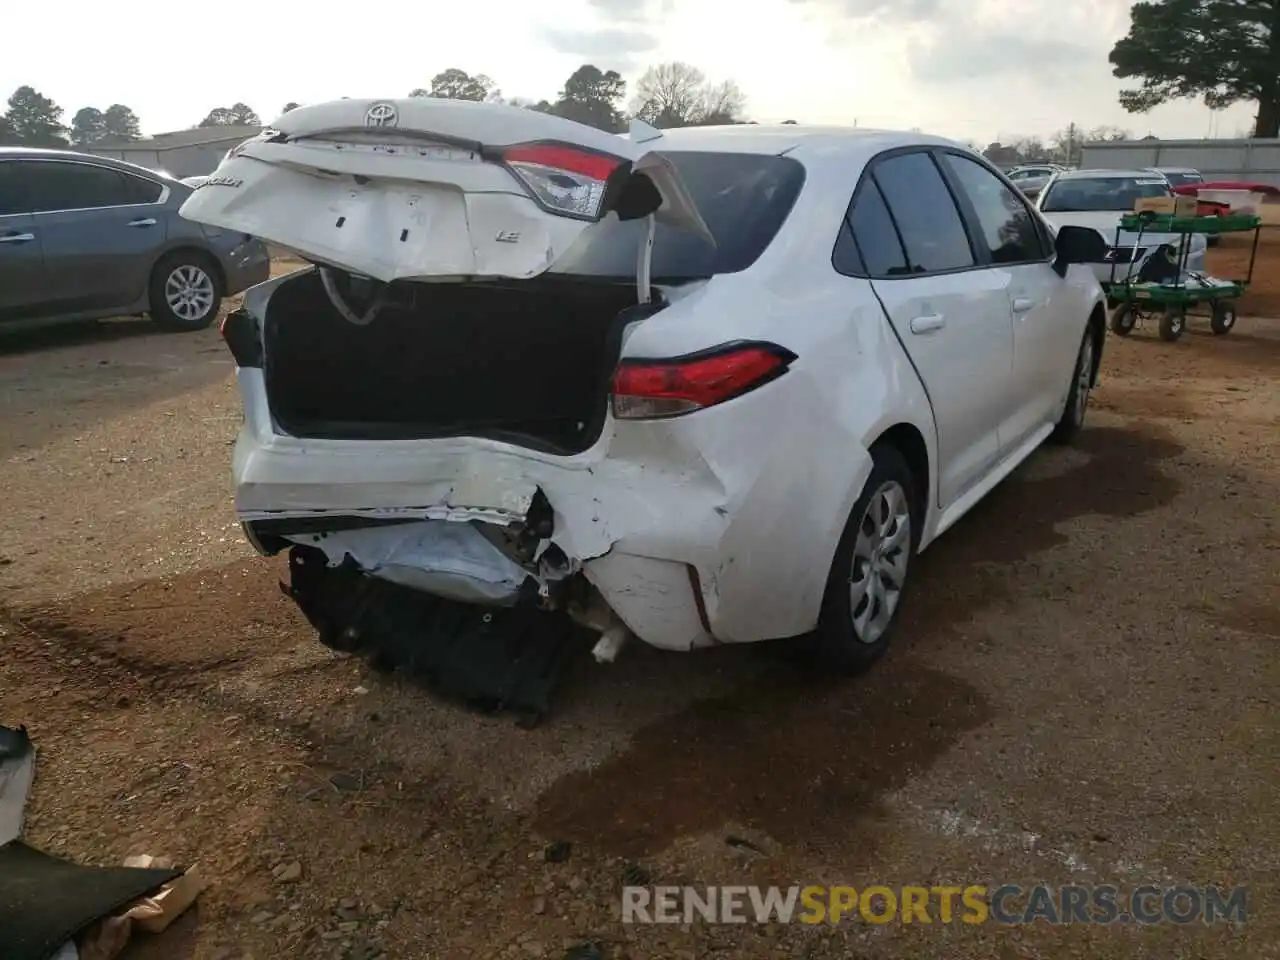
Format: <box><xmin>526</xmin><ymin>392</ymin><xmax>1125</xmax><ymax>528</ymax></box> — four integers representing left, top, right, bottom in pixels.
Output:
<box><xmin>551</xmin><ymin>151</ymin><xmax>806</xmax><ymax>282</ymax></box>
<box><xmin>1040</xmin><ymin>176</ymin><xmax>1170</xmax><ymax>212</ymax></box>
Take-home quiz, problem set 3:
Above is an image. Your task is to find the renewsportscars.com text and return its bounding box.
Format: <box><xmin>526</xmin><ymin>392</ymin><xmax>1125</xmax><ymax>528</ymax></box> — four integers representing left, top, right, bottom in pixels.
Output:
<box><xmin>622</xmin><ymin>884</ymin><xmax>1248</xmax><ymax>926</ymax></box>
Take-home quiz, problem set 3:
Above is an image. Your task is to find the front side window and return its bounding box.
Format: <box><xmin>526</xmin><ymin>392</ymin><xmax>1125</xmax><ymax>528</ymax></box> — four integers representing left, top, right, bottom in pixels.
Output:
<box><xmin>25</xmin><ymin>162</ymin><xmax>135</xmax><ymax>214</ymax></box>
<box><xmin>870</xmin><ymin>152</ymin><xmax>975</xmax><ymax>274</ymax></box>
<box><xmin>943</xmin><ymin>153</ymin><xmax>1048</xmax><ymax>263</ymax></box>
<box><xmin>1039</xmin><ymin>176</ymin><xmax>1171</xmax><ymax>213</ymax></box>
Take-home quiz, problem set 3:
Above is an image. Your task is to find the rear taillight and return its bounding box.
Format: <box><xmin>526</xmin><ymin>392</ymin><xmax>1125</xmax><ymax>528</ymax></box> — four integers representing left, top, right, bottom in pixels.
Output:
<box><xmin>220</xmin><ymin>307</ymin><xmax>263</xmax><ymax>368</ymax></box>
<box><xmin>500</xmin><ymin>142</ymin><xmax>626</xmax><ymax>220</ymax></box>
<box><xmin>611</xmin><ymin>342</ymin><xmax>796</xmax><ymax>420</ymax></box>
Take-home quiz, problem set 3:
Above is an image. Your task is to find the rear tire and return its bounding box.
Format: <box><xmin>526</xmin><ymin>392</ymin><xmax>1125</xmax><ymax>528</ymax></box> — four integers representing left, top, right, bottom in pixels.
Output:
<box><xmin>1158</xmin><ymin>306</ymin><xmax>1186</xmax><ymax>342</ymax></box>
<box><xmin>149</xmin><ymin>252</ymin><xmax>222</xmax><ymax>331</ymax></box>
<box><xmin>1210</xmin><ymin>300</ymin><xmax>1237</xmax><ymax>335</ymax></box>
<box><xmin>1109</xmin><ymin>303</ymin><xmax>1136</xmax><ymax>336</ymax></box>
<box><xmin>805</xmin><ymin>445</ymin><xmax>919</xmax><ymax>675</ymax></box>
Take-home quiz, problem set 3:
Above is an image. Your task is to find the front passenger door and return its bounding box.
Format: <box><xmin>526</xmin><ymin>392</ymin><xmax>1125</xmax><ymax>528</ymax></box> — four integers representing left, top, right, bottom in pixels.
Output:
<box><xmin>844</xmin><ymin>151</ymin><xmax>1017</xmax><ymax>509</ymax></box>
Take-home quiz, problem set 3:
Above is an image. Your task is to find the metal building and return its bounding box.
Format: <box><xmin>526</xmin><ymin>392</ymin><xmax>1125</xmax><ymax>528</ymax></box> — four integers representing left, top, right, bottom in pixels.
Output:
<box><xmin>1079</xmin><ymin>138</ymin><xmax>1280</xmax><ymax>187</ymax></box>
<box><xmin>87</xmin><ymin>125</ymin><xmax>263</xmax><ymax>179</ymax></box>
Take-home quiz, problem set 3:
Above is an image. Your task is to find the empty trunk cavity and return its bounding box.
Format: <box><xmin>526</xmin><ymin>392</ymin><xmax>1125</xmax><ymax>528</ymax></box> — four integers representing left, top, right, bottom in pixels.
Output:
<box><xmin>263</xmin><ymin>269</ymin><xmax>658</xmax><ymax>453</ymax></box>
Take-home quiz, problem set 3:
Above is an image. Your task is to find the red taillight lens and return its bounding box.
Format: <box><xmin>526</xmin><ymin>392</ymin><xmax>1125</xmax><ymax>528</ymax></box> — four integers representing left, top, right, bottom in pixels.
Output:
<box><xmin>611</xmin><ymin>342</ymin><xmax>796</xmax><ymax>420</ymax></box>
<box><xmin>500</xmin><ymin>141</ymin><xmax>626</xmax><ymax>220</ymax></box>
<box><xmin>220</xmin><ymin>307</ymin><xmax>263</xmax><ymax>369</ymax></box>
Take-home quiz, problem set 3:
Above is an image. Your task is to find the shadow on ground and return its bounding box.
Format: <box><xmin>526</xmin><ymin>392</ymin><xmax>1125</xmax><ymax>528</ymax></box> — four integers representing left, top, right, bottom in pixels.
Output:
<box><xmin>0</xmin><ymin>317</ymin><xmax>168</xmax><ymax>357</ymax></box>
<box><xmin>533</xmin><ymin>423</ymin><xmax>1185</xmax><ymax>857</ymax></box>
<box><xmin>0</xmin><ymin>320</ymin><xmax>233</xmax><ymax>457</ymax></box>
<box><xmin>9</xmin><ymin>423</ymin><xmax>1187</xmax><ymax>868</ymax></box>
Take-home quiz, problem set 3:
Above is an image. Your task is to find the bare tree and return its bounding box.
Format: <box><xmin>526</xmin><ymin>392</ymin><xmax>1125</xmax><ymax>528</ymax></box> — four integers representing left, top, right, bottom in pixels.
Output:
<box><xmin>630</xmin><ymin>62</ymin><xmax>747</xmax><ymax>127</ymax></box>
<box><xmin>697</xmin><ymin>80</ymin><xmax>746</xmax><ymax>126</ymax></box>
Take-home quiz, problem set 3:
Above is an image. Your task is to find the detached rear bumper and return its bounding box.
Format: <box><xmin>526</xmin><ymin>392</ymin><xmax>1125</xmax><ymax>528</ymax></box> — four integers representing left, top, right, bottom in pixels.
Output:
<box><xmin>231</xmin><ymin>365</ymin><xmax>871</xmax><ymax>652</ymax></box>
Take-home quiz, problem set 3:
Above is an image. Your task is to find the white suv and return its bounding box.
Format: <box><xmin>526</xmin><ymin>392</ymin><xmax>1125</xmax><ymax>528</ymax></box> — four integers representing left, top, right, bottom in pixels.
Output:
<box><xmin>182</xmin><ymin>99</ymin><xmax>1107</xmax><ymax>676</ymax></box>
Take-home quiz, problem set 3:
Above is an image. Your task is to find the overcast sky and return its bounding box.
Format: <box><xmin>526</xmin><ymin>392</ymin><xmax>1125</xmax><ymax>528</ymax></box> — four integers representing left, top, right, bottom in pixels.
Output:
<box><xmin>3</xmin><ymin>0</ymin><xmax>1255</xmax><ymax>142</ymax></box>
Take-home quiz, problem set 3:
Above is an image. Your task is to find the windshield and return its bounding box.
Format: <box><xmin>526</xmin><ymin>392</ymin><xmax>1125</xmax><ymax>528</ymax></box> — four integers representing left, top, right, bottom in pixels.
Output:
<box><xmin>551</xmin><ymin>151</ymin><xmax>806</xmax><ymax>281</ymax></box>
<box><xmin>1162</xmin><ymin>171</ymin><xmax>1203</xmax><ymax>187</ymax></box>
<box><xmin>1040</xmin><ymin>176</ymin><xmax>1171</xmax><ymax>212</ymax></box>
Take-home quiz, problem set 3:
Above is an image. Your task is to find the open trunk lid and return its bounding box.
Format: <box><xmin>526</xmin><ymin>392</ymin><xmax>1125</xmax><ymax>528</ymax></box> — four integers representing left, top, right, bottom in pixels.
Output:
<box><xmin>178</xmin><ymin>98</ymin><xmax>713</xmax><ymax>287</ymax></box>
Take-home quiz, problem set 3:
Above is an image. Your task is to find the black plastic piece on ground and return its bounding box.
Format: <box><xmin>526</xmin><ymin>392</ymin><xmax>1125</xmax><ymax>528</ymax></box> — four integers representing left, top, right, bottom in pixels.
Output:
<box><xmin>284</xmin><ymin>545</ymin><xmax>588</xmax><ymax>724</ymax></box>
<box><xmin>0</xmin><ymin>725</ymin><xmax>31</xmax><ymax>762</ymax></box>
<box><xmin>0</xmin><ymin>840</ymin><xmax>180</xmax><ymax>960</ymax></box>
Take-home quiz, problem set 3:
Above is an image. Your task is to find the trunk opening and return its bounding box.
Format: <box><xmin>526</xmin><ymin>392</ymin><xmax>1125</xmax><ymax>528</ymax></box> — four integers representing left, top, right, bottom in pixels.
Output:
<box><xmin>263</xmin><ymin>269</ymin><xmax>657</xmax><ymax>454</ymax></box>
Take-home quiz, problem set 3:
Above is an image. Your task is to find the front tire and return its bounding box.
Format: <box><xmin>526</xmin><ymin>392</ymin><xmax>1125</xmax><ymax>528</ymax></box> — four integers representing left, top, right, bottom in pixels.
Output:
<box><xmin>149</xmin><ymin>252</ymin><xmax>222</xmax><ymax>331</ymax></box>
<box><xmin>1049</xmin><ymin>326</ymin><xmax>1095</xmax><ymax>445</ymax></box>
<box><xmin>1158</xmin><ymin>306</ymin><xmax>1186</xmax><ymax>342</ymax></box>
<box><xmin>806</xmin><ymin>445</ymin><xmax>919</xmax><ymax>675</ymax></box>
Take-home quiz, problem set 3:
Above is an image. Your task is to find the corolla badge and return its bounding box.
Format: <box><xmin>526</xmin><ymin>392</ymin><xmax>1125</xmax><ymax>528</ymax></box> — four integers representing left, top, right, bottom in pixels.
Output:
<box><xmin>365</xmin><ymin>102</ymin><xmax>399</xmax><ymax>128</ymax></box>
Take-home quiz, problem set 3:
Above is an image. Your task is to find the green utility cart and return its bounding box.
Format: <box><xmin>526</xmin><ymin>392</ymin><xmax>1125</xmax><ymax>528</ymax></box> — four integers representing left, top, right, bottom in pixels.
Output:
<box><xmin>1107</xmin><ymin>210</ymin><xmax>1262</xmax><ymax>342</ymax></box>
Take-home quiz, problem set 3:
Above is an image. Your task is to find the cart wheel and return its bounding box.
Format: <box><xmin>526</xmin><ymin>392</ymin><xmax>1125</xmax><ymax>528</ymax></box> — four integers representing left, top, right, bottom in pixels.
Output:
<box><xmin>1210</xmin><ymin>300</ymin><xmax>1237</xmax><ymax>336</ymax></box>
<box><xmin>1109</xmin><ymin>303</ymin><xmax>1137</xmax><ymax>336</ymax></box>
<box><xmin>1158</xmin><ymin>306</ymin><xmax>1186</xmax><ymax>342</ymax></box>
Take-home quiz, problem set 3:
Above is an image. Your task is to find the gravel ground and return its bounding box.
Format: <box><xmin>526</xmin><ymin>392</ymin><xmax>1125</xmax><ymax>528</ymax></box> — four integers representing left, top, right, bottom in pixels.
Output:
<box><xmin>0</xmin><ymin>254</ymin><xmax>1277</xmax><ymax>960</ymax></box>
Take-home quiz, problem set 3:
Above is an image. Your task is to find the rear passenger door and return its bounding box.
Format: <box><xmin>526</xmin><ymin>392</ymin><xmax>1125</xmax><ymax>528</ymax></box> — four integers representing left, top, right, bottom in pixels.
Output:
<box><xmin>0</xmin><ymin>160</ymin><xmax>50</xmax><ymax>323</ymax></box>
<box><xmin>837</xmin><ymin>150</ymin><xmax>1016</xmax><ymax>509</ymax></box>
<box><xmin>27</xmin><ymin>159</ymin><xmax>169</xmax><ymax>316</ymax></box>
<box><xmin>938</xmin><ymin>151</ymin><xmax>1075</xmax><ymax>447</ymax></box>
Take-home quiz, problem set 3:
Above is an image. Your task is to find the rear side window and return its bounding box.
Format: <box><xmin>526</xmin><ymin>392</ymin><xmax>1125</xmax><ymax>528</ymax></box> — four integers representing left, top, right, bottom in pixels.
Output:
<box><xmin>942</xmin><ymin>153</ymin><xmax>1048</xmax><ymax>263</ymax></box>
<box><xmin>550</xmin><ymin>152</ymin><xmax>806</xmax><ymax>281</ymax></box>
<box><xmin>0</xmin><ymin>162</ymin><xmax>28</xmax><ymax>216</ymax></box>
<box><xmin>121</xmin><ymin>173</ymin><xmax>164</xmax><ymax>204</ymax></box>
<box><xmin>835</xmin><ymin>177</ymin><xmax>909</xmax><ymax>277</ymax></box>
<box><xmin>871</xmin><ymin>153</ymin><xmax>975</xmax><ymax>273</ymax></box>
<box><xmin>26</xmin><ymin>162</ymin><xmax>134</xmax><ymax>213</ymax></box>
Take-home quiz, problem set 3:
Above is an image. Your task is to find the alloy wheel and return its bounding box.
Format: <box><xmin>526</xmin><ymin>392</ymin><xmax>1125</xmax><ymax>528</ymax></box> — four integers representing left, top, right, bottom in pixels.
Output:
<box><xmin>1074</xmin><ymin>334</ymin><xmax>1093</xmax><ymax>426</ymax></box>
<box><xmin>849</xmin><ymin>480</ymin><xmax>911</xmax><ymax>644</ymax></box>
<box><xmin>164</xmin><ymin>265</ymin><xmax>216</xmax><ymax>323</ymax></box>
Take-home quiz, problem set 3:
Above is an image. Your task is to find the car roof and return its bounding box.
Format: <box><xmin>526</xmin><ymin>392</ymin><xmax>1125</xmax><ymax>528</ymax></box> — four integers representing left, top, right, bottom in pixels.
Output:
<box><xmin>1150</xmin><ymin>165</ymin><xmax>1199</xmax><ymax>173</ymax></box>
<box><xmin>0</xmin><ymin>145</ymin><xmax>176</xmax><ymax>182</ymax></box>
<box><xmin>1055</xmin><ymin>167</ymin><xmax>1169</xmax><ymax>180</ymax></box>
<box><xmin>643</xmin><ymin>124</ymin><xmax>961</xmax><ymax>157</ymax></box>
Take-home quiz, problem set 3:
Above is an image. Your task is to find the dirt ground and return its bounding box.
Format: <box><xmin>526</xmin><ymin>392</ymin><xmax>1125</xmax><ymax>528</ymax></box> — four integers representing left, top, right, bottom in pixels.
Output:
<box><xmin>0</xmin><ymin>246</ymin><xmax>1277</xmax><ymax>960</ymax></box>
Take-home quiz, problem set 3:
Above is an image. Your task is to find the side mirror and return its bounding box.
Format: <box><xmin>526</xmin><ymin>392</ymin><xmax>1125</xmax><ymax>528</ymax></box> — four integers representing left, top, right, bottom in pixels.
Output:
<box><xmin>1051</xmin><ymin>225</ymin><xmax>1108</xmax><ymax>277</ymax></box>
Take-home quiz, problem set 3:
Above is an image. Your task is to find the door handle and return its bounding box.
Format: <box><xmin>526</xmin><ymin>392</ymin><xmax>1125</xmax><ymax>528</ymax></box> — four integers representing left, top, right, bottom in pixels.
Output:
<box><xmin>127</xmin><ymin>217</ymin><xmax>157</xmax><ymax>227</ymax></box>
<box><xmin>0</xmin><ymin>232</ymin><xmax>35</xmax><ymax>244</ymax></box>
<box><xmin>909</xmin><ymin>314</ymin><xmax>946</xmax><ymax>334</ymax></box>
<box><xmin>1012</xmin><ymin>297</ymin><xmax>1035</xmax><ymax>314</ymax></box>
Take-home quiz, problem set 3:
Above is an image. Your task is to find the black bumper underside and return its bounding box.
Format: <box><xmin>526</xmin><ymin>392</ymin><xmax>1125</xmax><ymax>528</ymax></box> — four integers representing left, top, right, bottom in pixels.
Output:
<box><xmin>283</xmin><ymin>545</ymin><xmax>591</xmax><ymax>724</ymax></box>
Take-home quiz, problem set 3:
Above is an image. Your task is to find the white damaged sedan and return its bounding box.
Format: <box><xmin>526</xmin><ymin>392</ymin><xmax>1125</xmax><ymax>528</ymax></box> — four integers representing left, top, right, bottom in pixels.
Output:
<box><xmin>182</xmin><ymin>98</ymin><xmax>1108</xmax><ymax>678</ymax></box>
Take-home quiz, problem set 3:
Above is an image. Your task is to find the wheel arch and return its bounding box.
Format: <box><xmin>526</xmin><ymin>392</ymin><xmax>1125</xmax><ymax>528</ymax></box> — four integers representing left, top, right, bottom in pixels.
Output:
<box><xmin>868</xmin><ymin>421</ymin><xmax>931</xmax><ymax>529</ymax></box>
<box><xmin>1087</xmin><ymin>300</ymin><xmax>1106</xmax><ymax>386</ymax></box>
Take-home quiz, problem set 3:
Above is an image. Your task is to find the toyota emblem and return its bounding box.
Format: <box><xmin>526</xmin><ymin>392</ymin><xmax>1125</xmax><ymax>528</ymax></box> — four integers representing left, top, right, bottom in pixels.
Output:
<box><xmin>365</xmin><ymin>102</ymin><xmax>398</xmax><ymax>128</ymax></box>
